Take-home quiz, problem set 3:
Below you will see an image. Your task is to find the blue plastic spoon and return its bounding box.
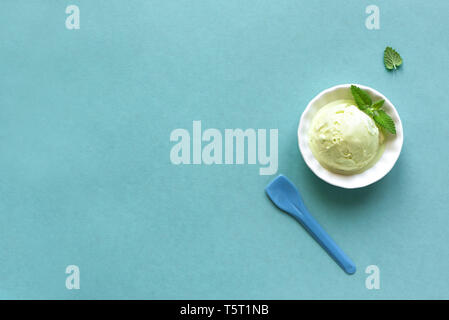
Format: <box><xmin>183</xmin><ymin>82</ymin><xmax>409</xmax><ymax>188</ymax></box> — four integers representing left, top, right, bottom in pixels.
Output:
<box><xmin>265</xmin><ymin>175</ymin><xmax>356</xmax><ymax>275</ymax></box>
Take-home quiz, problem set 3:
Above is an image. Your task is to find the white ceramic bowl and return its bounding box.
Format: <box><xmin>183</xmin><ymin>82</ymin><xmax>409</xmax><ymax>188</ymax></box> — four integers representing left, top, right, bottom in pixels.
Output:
<box><xmin>298</xmin><ymin>84</ymin><xmax>403</xmax><ymax>189</ymax></box>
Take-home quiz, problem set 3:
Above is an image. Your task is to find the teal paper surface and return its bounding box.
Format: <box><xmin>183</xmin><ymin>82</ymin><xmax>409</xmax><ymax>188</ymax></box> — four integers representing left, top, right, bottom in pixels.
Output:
<box><xmin>1</xmin><ymin>0</ymin><xmax>448</xmax><ymax>299</ymax></box>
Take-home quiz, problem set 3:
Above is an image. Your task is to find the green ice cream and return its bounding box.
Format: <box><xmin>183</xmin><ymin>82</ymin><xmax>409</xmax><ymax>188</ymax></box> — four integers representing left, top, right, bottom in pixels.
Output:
<box><xmin>308</xmin><ymin>99</ymin><xmax>383</xmax><ymax>174</ymax></box>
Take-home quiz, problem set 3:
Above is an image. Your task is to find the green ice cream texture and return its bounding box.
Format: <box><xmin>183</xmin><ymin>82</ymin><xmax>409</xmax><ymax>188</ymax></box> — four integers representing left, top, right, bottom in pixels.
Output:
<box><xmin>308</xmin><ymin>100</ymin><xmax>384</xmax><ymax>174</ymax></box>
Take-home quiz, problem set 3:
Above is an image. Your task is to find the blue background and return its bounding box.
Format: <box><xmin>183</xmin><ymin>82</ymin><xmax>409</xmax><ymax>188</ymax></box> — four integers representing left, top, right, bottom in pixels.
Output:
<box><xmin>1</xmin><ymin>0</ymin><xmax>448</xmax><ymax>299</ymax></box>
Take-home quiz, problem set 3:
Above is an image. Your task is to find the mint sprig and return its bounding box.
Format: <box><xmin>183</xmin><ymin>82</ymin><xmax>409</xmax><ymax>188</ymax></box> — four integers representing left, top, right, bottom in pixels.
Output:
<box><xmin>350</xmin><ymin>85</ymin><xmax>396</xmax><ymax>134</ymax></box>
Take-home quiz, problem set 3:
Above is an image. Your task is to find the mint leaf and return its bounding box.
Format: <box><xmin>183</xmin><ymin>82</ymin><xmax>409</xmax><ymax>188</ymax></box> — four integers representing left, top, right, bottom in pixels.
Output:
<box><xmin>384</xmin><ymin>47</ymin><xmax>402</xmax><ymax>70</ymax></box>
<box><xmin>350</xmin><ymin>85</ymin><xmax>396</xmax><ymax>135</ymax></box>
<box><xmin>373</xmin><ymin>110</ymin><xmax>396</xmax><ymax>134</ymax></box>
<box><xmin>358</xmin><ymin>104</ymin><xmax>368</xmax><ymax>111</ymax></box>
<box><xmin>371</xmin><ymin>99</ymin><xmax>385</xmax><ymax>110</ymax></box>
<box><xmin>350</xmin><ymin>85</ymin><xmax>372</xmax><ymax>109</ymax></box>
<box><xmin>364</xmin><ymin>108</ymin><xmax>374</xmax><ymax>117</ymax></box>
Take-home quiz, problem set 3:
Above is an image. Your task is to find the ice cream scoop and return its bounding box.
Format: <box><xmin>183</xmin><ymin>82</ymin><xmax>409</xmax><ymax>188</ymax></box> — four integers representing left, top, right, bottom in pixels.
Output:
<box><xmin>308</xmin><ymin>100</ymin><xmax>382</xmax><ymax>174</ymax></box>
<box><xmin>298</xmin><ymin>84</ymin><xmax>403</xmax><ymax>188</ymax></box>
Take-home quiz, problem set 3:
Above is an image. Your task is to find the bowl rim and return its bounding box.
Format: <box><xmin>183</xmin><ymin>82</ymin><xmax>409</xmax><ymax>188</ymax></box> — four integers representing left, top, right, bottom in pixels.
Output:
<box><xmin>298</xmin><ymin>83</ymin><xmax>404</xmax><ymax>189</ymax></box>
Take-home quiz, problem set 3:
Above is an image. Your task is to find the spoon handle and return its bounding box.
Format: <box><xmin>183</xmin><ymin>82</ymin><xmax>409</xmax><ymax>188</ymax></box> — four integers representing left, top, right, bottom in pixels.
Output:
<box><xmin>289</xmin><ymin>205</ymin><xmax>356</xmax><ymax>274</ymax></box>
